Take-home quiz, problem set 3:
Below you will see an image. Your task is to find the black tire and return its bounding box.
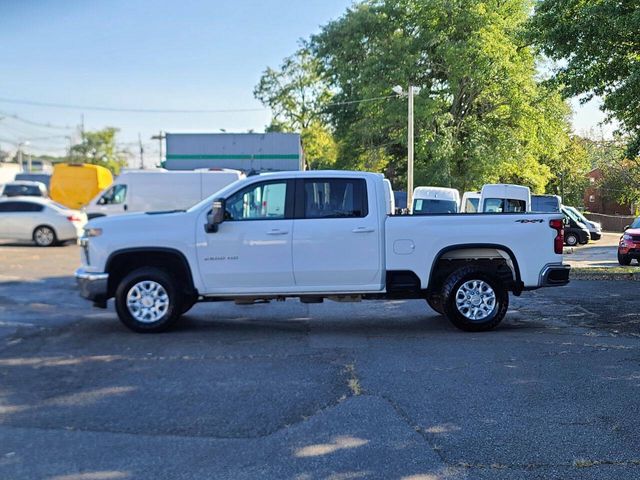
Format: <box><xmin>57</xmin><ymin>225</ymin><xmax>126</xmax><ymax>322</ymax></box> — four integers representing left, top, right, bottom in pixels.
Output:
<box><xmin>618</xmin><ymin>252</ymin><xmax>631</xmax><ymax>266</ymax></box>
<box><xmin>565</xmin><ymin>233</ymin><xmax>578</xmax><ymax>247</ymax></box>
<box><xmin>441</xmin><ymin>266</ymin><xmax>509</xmax><ymax>332</ymax></box>
<box><xmin>425</xmin><ymin>294</ymin><xmax>444</xmax><ymax>315</ymax></box>
<box><xmin>114</xmin><ymin>267</ymin><xmax>183</xmax><ymax>333</ymax></box>
<box><xmin>32</xmin><ymin>225</ymin><xmax>57</xmax><ymax>247</ymax></box>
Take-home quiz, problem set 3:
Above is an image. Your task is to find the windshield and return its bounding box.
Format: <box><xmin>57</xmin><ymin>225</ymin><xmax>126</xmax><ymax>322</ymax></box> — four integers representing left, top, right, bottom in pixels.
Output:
<box><xmin>187</xmin><ymin>176</ymin><xmax>249</xmax><ymax>212</ymax></box>
<box><xmin>566</xmin><ymin>206</ymin><xmax>589</xmax><ymax>223</ymax></box>
<box><xmin>532</xmin><ymin>196</ymin><xmax>560</xmax><ymax>213</ymax></box>
<box><xmin>464</xmin><ymin>197</ymin><xmax>479</xmax><ymax>213</ymax></box>
<box><xmin>413</xmin><ymin>199</ymin><xmax>458</xmax><ymax>214</ymax></box>
<box><xmin>563</xmin><ymin>208</ymin><xmax>585</xmax><ymax>226</ymax></box>
<box><xmin>630</xmin><ymin>217</ymin><xmax>640</xmax><ymax>229</ymax></box>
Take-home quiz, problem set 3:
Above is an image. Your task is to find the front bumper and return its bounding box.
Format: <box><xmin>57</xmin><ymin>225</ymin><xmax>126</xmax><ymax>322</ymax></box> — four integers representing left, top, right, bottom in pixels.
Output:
<box><xmin>75</xmin><ymin>268</ymin><xmax>109</xmax><ymax>302</ymax></box>
<box><xmin>539</xmin><ymin>264</ymin><xmax>571</xmax><ymax>287</ymax></box>
<box><xmin>590</xmin><ymin>231</ymin><xmax>602</xmax><ymax>241</ymax></box>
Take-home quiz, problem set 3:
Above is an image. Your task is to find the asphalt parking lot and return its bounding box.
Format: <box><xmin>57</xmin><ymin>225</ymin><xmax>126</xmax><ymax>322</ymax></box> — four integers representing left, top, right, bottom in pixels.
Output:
<box><xmin>1</xmin><ymin>242</ymin><xmax>640</xmax><ymax>480</ymax></box>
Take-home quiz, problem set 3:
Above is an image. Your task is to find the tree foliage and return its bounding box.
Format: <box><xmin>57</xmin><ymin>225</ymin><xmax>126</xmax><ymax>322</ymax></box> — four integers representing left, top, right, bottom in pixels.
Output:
<box><xmin>69</xmin><ymin>127</ymin><xmax>127</xmax><ymax>174</ymax></box>
<box><xmin>529</xmin><ymin>0</ymin><xmax>640</xmax><ymax>157</ymax></box>
<box><xmin>254</xmin><ymin>46</ymin><xmax>337</xmax><ymax>169</ymax></box>
<box><xmin>311</xmin><ymin>0</ymin><xmax>572</xmax><ymax>192</ymax></box>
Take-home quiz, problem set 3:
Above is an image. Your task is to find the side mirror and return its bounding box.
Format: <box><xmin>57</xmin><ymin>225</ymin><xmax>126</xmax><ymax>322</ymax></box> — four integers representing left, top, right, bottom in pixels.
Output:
<box><xmin>624</xmin><ymin>225</ymin><xmax>630</xmax><ymax>231</ymax></box>
<box><xmin>205</xmin><ymin>198</ymin><xmax>226</xmax><ymax>233</ymax></box>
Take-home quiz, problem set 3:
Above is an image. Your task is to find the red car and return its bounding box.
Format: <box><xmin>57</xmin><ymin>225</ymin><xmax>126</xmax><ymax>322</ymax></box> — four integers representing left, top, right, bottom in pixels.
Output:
<box><xmin>618</xmin><ymin>216</ymin><xmax>640</xmax><ymax>265</ymax></box>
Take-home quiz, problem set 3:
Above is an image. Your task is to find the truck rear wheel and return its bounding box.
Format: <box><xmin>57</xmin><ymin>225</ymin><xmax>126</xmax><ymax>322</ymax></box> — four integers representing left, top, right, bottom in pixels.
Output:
<box><xmin>441</xmin><ymin>266</ymin><xmax>509</xmax><ymax>332</ymax></box>
<box><xmin>115</xmin><ymin>267</ymin><xmax>183</xmax><ymax>333</ymax></box>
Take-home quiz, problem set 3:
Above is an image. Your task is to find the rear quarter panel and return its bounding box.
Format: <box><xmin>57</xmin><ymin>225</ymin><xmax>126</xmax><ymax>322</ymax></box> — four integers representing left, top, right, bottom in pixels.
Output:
<box><xmin>385</xmin><ymin>213</ymin><xmax>563</xmax><ymax>288</ymax></box>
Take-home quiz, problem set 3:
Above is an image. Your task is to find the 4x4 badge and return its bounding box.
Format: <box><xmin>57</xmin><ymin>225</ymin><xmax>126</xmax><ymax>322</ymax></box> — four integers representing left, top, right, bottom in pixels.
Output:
<box><xmin>515</xmin><ymin>219</ymin><xmax>545</xmax><ymax>223</ymax></box>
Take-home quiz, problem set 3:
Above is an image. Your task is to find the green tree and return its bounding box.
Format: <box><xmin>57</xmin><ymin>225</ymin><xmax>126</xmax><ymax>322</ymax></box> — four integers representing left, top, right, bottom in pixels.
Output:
<box><xmin>254</xmin><ymin>46</ymin><xmax>338</xmax><ymax>169</ymax></box>
<box><xmin>543</xmin><ymin>135</ymin><xmax>591</xmax><ymax>206</ymax></box>
<box><xmin>529</xmin><ymin>0</ymin><xmax>640</xmax><ymax>157</ymax></box>
<box><xmin>69</xmin><ymin>127</ymin><xmax>127</xmax><ymax>174</ymax></box>
<box><xmin>312</xmin><ymin>0</ymin><xmax>572</xmax><ymax>192</ymax></box>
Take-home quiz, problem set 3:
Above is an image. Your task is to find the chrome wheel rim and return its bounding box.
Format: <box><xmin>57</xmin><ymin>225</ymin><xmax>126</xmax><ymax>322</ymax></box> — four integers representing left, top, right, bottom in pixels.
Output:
<box><xmin>35</xmin><ymin>227</ymin><xmax>54</xmax><ymax>246</ymax></box>
<box><xmin>126</xmin><ymin>280</ymin><xmax>169</xmax><ymax>323</ymax></box>
<box><xmin>455</xmin><ymin>280</ymin><xmax>496</xmax><ymax>321</ymax></box>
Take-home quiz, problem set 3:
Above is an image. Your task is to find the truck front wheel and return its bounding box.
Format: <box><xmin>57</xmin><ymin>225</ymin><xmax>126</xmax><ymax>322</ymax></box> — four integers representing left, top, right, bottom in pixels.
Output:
<box><xmin>441</xmin><ymin>267</ymin><xmax>509</xmax><ymax>332</ymax></box>
<box><xmin>115</xmin><ymin>267</ymin><xmax>183</xmax><ymax>333</ymax></box>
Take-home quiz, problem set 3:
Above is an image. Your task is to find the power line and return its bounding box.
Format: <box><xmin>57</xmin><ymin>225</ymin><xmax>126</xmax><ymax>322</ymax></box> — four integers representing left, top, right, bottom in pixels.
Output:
<box><xmin>0</xmin><ymin>94</ymin><xmax>397</xmax><ymax>114</ymax></box>
<box><xmin>0</xmin><ymin>97</ymin><xmax>268</xmax><ymax>114</ymax></box>
<box><xmin>0</xmin><ymin>111</ymin><xmax>73</xmax><ymax>130</ymax></box>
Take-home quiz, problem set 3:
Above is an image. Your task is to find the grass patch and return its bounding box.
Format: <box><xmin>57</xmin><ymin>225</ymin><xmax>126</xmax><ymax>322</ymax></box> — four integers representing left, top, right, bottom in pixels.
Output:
<box><xmin>344</xmin><ymin>363</ymin><xmax>362</xmax><ymax>396</ymax></box>
<box><xmin>571</xmin><ymin>266</ymin><xmax>640</xmax><ymax>281</ymax></box>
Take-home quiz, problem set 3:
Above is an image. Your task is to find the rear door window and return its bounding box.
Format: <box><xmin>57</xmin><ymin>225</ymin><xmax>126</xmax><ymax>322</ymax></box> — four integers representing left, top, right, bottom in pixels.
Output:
<box><xmin>302</xmin><ymin>178</ymin><xmax>368</xmax><ymax>219</ymax></box>
<box><xmin>0</xmin><ymin>201</ymin><xmax>43</xmax><ymax>212</ymax></box>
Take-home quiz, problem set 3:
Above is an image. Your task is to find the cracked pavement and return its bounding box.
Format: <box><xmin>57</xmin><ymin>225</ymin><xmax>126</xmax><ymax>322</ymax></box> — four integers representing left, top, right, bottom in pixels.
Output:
<box><xmin>1</xmin><ymin>244</ymin><xmax>640</xmax><ymax>479</ymax></box>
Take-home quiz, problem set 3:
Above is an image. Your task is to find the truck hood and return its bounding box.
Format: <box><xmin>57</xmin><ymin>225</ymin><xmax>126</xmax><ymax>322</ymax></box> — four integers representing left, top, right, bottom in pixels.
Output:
<box><xmin>87</xmin><ymin>210</ymin><xmax>189</xmax><ymax>231</ymax></box>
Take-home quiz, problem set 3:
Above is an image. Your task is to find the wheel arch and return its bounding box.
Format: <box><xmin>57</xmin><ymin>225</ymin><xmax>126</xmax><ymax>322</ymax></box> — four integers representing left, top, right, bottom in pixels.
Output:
<box><xmin>105</xmin><ymin>247</ymin><xmax>197</xmax><ymax>299</ymax></box>
<box><xmin>427</xmin><ymin>243</ymin><xmax>523</xmax><ymax>294</ymax></box>
<box><xmin>32</xmin><ymin>224</ymin><xmax>57</xmax><ymax>243</ymax></box>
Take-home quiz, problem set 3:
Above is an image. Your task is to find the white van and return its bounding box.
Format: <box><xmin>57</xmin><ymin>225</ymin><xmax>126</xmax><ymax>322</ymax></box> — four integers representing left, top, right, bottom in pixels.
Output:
<box><xmin>86</xmin><ymin>169</ymin><xmax>244</xmax><ymax>218</ymax></box>
<box><xmin>479</xmin><ymin>184</ymin><xmax>530</xmax><ymax>213</ymax></box>
<box><xmin>383</xmin><ymin>179</ymin><xmax>396</xmax><ymax>215</ymax></box>
<box><xmin>461</xmin><ymin>191</ymin><xmax>481</xmax><ymax>213</ymax></box>
<box><xmin>412</xmin><ymin>186</ymin><xmax>460</xmax><ymax>214</ymax></box>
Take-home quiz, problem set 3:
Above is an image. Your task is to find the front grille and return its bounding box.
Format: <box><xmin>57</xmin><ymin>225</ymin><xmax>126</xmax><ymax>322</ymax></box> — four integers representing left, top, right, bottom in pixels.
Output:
<box><xmin>631</xmin><ymin>235</ymin><xmax>640</xmax><ymax>242</ymax></box>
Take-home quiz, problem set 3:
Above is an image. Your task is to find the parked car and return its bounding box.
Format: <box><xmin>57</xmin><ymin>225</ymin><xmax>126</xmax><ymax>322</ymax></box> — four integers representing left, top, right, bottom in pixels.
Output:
<box><xmin>563</xmin><ymin>206</ymin><xmax>602</xmax><ymax>241</ymax></box>
<box><xmin>618</xmin><ymin>217</ymin><xmax>640</xmax><ymax>265</ymax></box>
<box><xmin>531</xmin><ymin>194</ymin><xmax>561</xmax><ymax>213</ymax></box>
<box><xmin>0</xmin><ymin>196</ymin><xmax>87</xmax><ymax>246</ymax></box>
<box><xmin>412</xmin><ymin>186</ymin><xmax>460</xmax><ymax>214</ymax></box>
<box><xmin>479</xmin><ymin>184</ymin><xmax>530</xmax><ymax>213</ymax></box>
<box><xmin>461</xmin><ymin>191</ymin><xmax>480</xmax><ymax>213</ymax></box>
<box><xmin>1</xmin><ymin>180</ymin><xmax>48</xmax><ymax>198</ymax></box>
<box><xmin>76</xmin><ymin>170</ymin><xmax>569</xmax><ymax>333</ymax></box>
<box><xmin>85</xmin><ymin>168</ymin><xmax>244</xmax><ymax>219</ymax></box>
<box><xmin>50</xmin><ymin>163</ymin><xmax>113</xmax><ymax>209</ymax></box>
<box><xmin>562</xmin><ymin>208</ymin><xmax>590</xmax><ymax>246</ymax></box>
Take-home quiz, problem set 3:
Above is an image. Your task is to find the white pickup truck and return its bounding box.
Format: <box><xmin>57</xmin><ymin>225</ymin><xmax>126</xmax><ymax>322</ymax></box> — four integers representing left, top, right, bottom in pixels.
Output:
<box><xmin>75</xmin><ymin>170</ymin><xmax>570</xmax><ymax>333</ymax></box>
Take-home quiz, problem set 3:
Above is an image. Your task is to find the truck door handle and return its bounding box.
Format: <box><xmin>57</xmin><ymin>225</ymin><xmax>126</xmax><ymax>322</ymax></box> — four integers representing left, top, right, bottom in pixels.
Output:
<box><xmin>266</xmin><ymin>229</ymin><xmax>289</xmax><ymax>235</ymax></box>
<box><xmin>124</xmin><ymin>204</ymin><xmax>128</xmax><ymax>211</ymax></box>
<box><xmin>352</xmin><ymin>227</ymin><xmax>375</xmax><ymax>233</ymax></box>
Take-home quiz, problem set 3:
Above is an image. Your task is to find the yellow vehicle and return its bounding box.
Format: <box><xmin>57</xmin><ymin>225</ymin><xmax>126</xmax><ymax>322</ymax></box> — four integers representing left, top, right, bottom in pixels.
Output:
<box><xmin>50</xmin><ymin>163</ymin><xmax>113</xmax><ymax>209</ymax></box>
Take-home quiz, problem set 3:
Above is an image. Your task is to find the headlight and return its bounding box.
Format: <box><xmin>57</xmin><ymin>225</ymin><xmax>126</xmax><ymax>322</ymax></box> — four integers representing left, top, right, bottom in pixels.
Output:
<box><xmin>623</xmin><ymin>234</ymin><xmax>632</xmax><ymax>241</ymax></box>
<box><xmin>84</xmin><ymin>227</ymin><xmax>103</xmax><ymax>237</ymax></box>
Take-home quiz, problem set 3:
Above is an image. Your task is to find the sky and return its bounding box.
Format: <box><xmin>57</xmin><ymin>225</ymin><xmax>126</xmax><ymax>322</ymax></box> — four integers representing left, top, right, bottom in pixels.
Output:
<box><xmin>0</xmin><ymin>0</ymin><xmax>614</xmax><ymax>165</ymax></box>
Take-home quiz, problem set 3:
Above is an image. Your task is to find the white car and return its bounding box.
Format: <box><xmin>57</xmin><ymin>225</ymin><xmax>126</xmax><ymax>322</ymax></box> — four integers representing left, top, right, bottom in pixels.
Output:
<box><xmin>76</xmin><ymin>170</ymin><xmax>570</xmax><ymax>333</ymax></box>
<box><xmin>0</xmin><ymin>196</ymin><xmax>87</xmax><ymax>246</ymax></box>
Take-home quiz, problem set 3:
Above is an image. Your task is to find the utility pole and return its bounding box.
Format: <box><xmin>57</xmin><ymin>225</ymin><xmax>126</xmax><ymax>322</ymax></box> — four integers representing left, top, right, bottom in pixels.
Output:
<box><xmin>151</xmin><ymin>131</ymin><xmax>165</xmax><ymax>166</ymax></box>
<box><xmin>407</xmin><ymin>85</ymin><xmax>415</xmax><ymax>212</ymax></box>
<box><xmin>138</xmin><ymin>133</ymin><xmax>144</xmax><ymax>169</ymax></box>
<box><xmin>393</xmin><ymin>85</ymin><xmax>421</xmax><ymax>212</ymax></box>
